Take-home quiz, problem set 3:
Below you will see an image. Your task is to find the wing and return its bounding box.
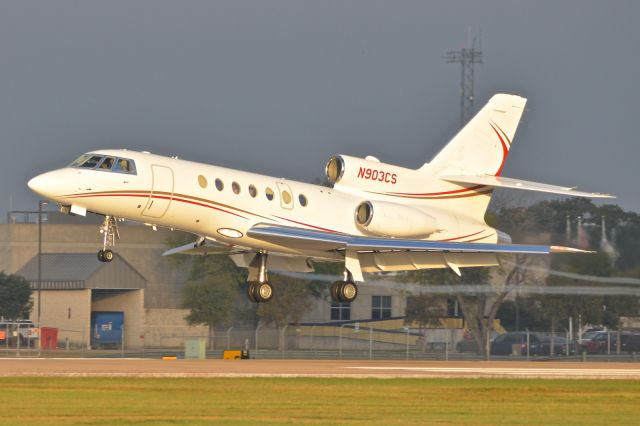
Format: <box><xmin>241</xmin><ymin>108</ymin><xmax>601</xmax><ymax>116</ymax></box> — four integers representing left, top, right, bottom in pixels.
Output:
<box><xmin>247</xmin><ymin>224</ymin><xmax>592</xmax><ymax>280</ymax></box>
<box><xmin>162</xmin><ymin>239</ymin><xmax>240</xmax><ymax>256</ymax></box>
<box><xmin>246</xmin><ymin>224</ymin><xmax>590</xmax><ymax>255</ymax></box>
<box><xmin>440</xmin><ymin>175</ymin><xmax>614</xmax><ymax>198</ymax></box>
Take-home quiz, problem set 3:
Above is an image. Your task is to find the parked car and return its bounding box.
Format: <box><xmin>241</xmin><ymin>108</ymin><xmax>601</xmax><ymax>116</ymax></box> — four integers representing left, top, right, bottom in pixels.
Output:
<box><xmin>537</xmin><ymin>333</ymin><xmax>576</xmax><ymax>356</ymax></box>
<box><xmin>491</xmin><ymin>332</ymin><xmax>542</xmax><ymax>356</ymax></box>
<box><xmin>0</xmin><ymin>321</ymin><xmax>39</xmax><ymax>348</ymax></box>
<box><xmin>581</xmin><ymin>331</ymin><xmax>640</xmax><ymax>354</ymax></box>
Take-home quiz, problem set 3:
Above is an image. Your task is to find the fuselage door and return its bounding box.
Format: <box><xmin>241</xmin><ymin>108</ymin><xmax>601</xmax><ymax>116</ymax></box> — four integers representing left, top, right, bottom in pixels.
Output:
<box><xmin>142</xmin><ymin>165</ymin><xmax>174</xmax><ymax>218</ymax></box>
<box><xmin>276</xmin><ymin>182</ymin><xmax>294</xmax><ymax>210</ymax></box>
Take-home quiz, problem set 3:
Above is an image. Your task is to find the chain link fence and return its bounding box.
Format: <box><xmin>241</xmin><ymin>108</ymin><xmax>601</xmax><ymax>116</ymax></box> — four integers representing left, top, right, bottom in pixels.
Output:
<box><xmin>2</xmin><ymin>320</ymin><xmax>639</xmax><ymax>361</ymax></box>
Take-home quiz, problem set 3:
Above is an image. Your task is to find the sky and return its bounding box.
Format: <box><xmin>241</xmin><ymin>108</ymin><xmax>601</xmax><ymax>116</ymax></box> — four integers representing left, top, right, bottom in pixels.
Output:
<box><xmin>1</xmin><ymin>0</ymin><xmax>639</xmax><ymax>219</ymax></box>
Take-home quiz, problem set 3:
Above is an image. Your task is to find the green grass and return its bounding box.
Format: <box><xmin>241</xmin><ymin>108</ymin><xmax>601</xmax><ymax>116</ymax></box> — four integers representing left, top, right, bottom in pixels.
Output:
<box><xmin>0</xmin><ymin>377</ymin><xmax>638</xmax><ymax>425</ymax></box>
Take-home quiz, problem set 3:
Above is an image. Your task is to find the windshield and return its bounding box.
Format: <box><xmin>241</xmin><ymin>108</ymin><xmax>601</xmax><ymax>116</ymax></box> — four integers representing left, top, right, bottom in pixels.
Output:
<box><xmin>68</xmin><ymin>153</ymin><xmax>137</xmax><ymax>175</ymax></box>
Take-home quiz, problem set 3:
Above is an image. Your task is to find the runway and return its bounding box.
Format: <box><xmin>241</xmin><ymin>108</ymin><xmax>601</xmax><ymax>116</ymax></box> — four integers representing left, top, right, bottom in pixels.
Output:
<box><xmin>1</xmin><ymin>358</ymin><xmax>640</xmax><ymax>379</ymax></box>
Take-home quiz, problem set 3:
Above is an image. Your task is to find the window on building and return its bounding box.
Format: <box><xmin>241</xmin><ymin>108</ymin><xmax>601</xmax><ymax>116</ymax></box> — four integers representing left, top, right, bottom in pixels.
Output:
<box><xmin>330</xmin><ymin>302</ymin><xmax>351</xmax><ymax>321</ymax></box>
<box><xmin>371</xmin><ymin>295</ymin><xmax>392</xmax><ymax>320</ymax></box>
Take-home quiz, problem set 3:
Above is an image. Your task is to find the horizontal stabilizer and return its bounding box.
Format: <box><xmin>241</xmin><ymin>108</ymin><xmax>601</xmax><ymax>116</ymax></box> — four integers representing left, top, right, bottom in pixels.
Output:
<box><xmin>440</xmin><ymin>175</ymin><xmax>614</xmax><ymax>199</ymax></box>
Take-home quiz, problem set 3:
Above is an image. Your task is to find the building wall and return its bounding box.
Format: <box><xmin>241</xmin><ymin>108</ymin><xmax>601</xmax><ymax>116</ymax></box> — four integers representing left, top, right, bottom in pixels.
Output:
<box><xmin>92</xmin><ymin>289</ymin><xmax>145</xmax><ymax>349</ymax></box>
<box><xmin>31</xmin><ymin>289</ymin><xmax>92</xmax><ymax>347</ymax></box>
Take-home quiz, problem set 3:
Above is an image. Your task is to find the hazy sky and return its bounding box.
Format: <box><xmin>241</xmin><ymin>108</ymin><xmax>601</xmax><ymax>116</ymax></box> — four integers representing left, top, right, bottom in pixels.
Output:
<box><xmin>2</xmin><ymin>0</ymin><xmax>639</xmax><ymax>218</ymax></box>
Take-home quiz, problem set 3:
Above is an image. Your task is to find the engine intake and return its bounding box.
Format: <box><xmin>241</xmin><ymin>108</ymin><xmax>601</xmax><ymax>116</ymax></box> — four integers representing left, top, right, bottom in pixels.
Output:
<box><xmin>354</xmin><ymin>201</ymin><xmax>437</xmax><ymax>238</ymax></box>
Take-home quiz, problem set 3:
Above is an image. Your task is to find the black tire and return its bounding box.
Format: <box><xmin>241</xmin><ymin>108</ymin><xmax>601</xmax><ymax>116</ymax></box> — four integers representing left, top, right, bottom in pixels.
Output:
<box><xmin>340</xmin><ymin>281</ymin><xmax>358</xmax><ymax>303</ymax></box>
<box><xmin>246</xmin><ymin>282</ymin><xmax>257</xmax><ymax>303</ymax></box>
<box><xmin>330</xmin><ymin>281</ymin><xmax>343</xmax><ymax>303</ymax></box>
<box><xmin>97</xmin><ymin>250</ymin><xmax>105</xmax><ymax>262</ymax></box>
<box><xmin>103</xmin><ymin>249</ymin><xmax>114</xmax><ymax>262</ymax></box>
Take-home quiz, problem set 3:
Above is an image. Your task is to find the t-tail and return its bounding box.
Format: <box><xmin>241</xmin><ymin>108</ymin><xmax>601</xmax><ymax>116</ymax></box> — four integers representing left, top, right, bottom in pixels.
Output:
<box><xmin>417</xmin><ymin>94</ymin><xmax>527</xmax><ymax>223</ymax></box>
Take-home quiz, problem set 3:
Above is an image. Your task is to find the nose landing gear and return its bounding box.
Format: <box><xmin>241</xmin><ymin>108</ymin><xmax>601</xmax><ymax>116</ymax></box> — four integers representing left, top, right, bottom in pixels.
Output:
<box><xmin>246</xmin><ymin>252</ymin><xmax>273</xmax><ymax>303</ymax></box>
<box><xmin>97</xmin><ymin>215</ymin><xmax>119</xmax><ymax>263</ymax></box>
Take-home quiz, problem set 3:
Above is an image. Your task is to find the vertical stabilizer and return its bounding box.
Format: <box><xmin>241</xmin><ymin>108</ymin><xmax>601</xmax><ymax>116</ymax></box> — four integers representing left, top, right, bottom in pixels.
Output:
<box><xmin>423</xmin><ymin>94</ymin><xmax>526</xmax><ymax>177</ymax></box>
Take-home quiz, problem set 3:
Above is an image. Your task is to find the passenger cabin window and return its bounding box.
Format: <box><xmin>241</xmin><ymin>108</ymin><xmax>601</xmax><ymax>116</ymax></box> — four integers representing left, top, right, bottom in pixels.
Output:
<box><xmin>232</xmin><ymin>181</ymin><xmax>241</xmax><ymax>194</ymax></box>
<box><xmin>248</xmin><ymin>185</ymin><xmax>257</xmax><ymax>198</ymax></box>
<box><xmin>299</xmin><ymin>194</ymin><xmax>308</xmax><ymax>207</ymax></box>
<box><xmin>215</xmin><ymin>178</ymin><xmax>224</xmax><ymax>191</ymax></box>
<box><xmin>265</xmin><ymin>187</ymin><xmax>275</xmax><ymax>201</ymax></box>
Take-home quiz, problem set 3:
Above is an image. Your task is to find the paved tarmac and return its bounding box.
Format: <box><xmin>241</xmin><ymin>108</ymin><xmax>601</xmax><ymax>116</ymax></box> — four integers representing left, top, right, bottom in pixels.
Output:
<box><xmin>1</xmin><ymin>358</ymin><xmax>640</xmax><ymax>379</ymax></box>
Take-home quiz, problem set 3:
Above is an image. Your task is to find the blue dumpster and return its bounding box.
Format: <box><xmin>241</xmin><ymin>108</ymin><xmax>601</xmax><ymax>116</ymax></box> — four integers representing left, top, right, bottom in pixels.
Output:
<box><xmin>91</xmin><ymin>311</ymin><xmax>124</xmax><ymax>349</ymax></box>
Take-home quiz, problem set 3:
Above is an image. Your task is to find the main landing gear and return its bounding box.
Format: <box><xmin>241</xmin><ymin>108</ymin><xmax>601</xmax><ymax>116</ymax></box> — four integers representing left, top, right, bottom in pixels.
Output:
<box><xmin>97</xmin><ymin>215</ymin><xmax>119</xmax><ymax>263</ymax></box>
<box><xmin>246</xmin><ymin>252</ymin><xmax>273</xmax><ymax>303</ymax></box>
<box><xmin>330</xmin><ymin>271</ymin><xmax>358</xmax><ymax>303</ymax></box>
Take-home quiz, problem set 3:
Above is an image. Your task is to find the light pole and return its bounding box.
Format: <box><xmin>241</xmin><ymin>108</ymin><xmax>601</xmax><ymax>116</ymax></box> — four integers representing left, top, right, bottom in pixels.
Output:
<box><xmin>37</xmin><ymin>200</ymin><xmax>48</xmax><ymax>325</ymax></box>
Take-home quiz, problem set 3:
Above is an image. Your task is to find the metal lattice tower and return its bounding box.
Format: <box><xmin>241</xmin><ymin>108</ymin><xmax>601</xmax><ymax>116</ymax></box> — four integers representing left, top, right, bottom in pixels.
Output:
<box><xmin>446</xmin><ymin>37</ymin><xmax>483</xmax><ymax>128</ymax></box>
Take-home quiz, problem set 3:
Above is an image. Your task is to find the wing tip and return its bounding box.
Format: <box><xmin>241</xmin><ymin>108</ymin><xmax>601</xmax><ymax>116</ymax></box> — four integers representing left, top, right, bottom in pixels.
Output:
<box><xmin>550</xmin><ymin>245</ymin><xmax>596</xmax><ymax>254</ymax></box>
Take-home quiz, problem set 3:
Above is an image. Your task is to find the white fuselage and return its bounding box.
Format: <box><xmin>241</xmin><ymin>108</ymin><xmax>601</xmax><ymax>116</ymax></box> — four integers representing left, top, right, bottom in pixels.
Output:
<box><xmin>28</xmin><ymin>149</ymin><xmax>498</xmax><ymax>259</ymax></box>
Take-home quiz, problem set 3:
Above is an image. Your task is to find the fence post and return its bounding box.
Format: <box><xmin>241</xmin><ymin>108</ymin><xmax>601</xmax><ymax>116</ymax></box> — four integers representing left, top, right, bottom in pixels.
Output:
<box><xmin>405</xmin><ymin>327</ymin><xmax>410</xmax><ymax>361</ymax></box>
<box><xmin>81</xmin><ymin>324</ymin><xmax>85</xmax><ymax>358</ymax></box>
<box><xmin>607</xmin><ymin>331</ymin><xmax>611</xmax><ymax>355</ymax></box>
<box><xmin>120</xmin><ymin>324</ymin><xmax>125</xmax><ymax>358</ymax></box>
<box><xmin>309</xmin><ymin>326</ymin><xmax>314</xmax><ymax>351</ymax></box>
<box><xmin>526</xmin><ymin>329</ymin><xmax>530</xmax><ymax>361</ymax></box>
<box><xmin>281</xmin><ymin>325</ymin><xmax>288</xmax><ymax>358</ymax></box>
<box><xmin>255</xmin><ymin>324</ymin><xmax>263</xmax><ymax>351</ymax></box>
<box><xmin>227</xmin><ymin>327</ymin><xmax>233</xmax><ymax>350</ymax></box>
<box><xmin>445</xmin><ymin>330</ymin><xmax>449</xmax><ymax>361</ymax></box>
<box><xmin>616</xmin><ymin>330</ymin><xmax>621</xmax><ymax>356</ymax></box>
<box><xmin>566</xmin><ymin>331</ymin><xmax>570</xmax><ymax>357</ymax></box>
<box><xmin>339</xmin><ymin>324</ymin><xmax>344</xmax><ymax>360</ymax></box>
<box><xmin>369</xmin><ymin>327</ymin><xmax>373</xmax><ymax>360</ymax></box>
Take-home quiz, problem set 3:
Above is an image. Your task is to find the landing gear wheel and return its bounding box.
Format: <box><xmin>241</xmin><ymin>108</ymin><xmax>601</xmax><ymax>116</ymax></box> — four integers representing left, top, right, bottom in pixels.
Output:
<box><xmin>330</xmin><ymin>281</ymin><xmax>342</xmax><ymax>303</ymax></box>
<box><xmin>255</xmin><ymin>282</ymin><xmax>273</xmax><ymax>303</ymax></box>
<box><xmin>97</xmin><ymin>250</ymin><xmax>105</xmax><ymax>262</ymax></box>
<box><xmin>330</xmin><ymin>281</ymin><xmax>358</xmax><ymax>303</ymax></box>
<box><xmin>246</xmin><ymin>281</ymin><xmax>258</xmax><ymax>303</ymax></box>
<box><xmin>340</xmin><ymin>281</ymin><xmax>358</xmax><ymax>303</ymax></box>
<box><xmin>102</xmin><ymin>249</ymin><xmax>114</xmax><ymax>262</ymax></box>
<box><xmin>246</xmin><ymin>281</ymin><xmax>273</xmax><ymax>303</ymax></box>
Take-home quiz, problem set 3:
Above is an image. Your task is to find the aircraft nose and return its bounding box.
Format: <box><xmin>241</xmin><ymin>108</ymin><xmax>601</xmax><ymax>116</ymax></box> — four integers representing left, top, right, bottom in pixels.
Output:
<box><xmin>28</xmin><ymin>171</ymin><xmax>62</xmax><ymax>199</ymax></box>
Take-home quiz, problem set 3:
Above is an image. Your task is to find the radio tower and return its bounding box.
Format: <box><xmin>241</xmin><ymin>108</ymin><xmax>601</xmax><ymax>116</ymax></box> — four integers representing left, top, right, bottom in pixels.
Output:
<box><xmin>446</xmin><ymin>30</ymin><xmax>483</xmax><ymax>127</ymax></box>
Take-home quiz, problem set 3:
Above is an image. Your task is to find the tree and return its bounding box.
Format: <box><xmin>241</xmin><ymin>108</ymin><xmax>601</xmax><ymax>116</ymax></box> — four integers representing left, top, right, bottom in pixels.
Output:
<box><xmin>0</xmin><ymin>272</ymin><xmax>32</xmax><ymax>319</ymax></box>
<box><xmin>257</xmin><ymin>275</ymin><xmax>313</xmax><ymax>350</ymax></box>
<box><xmin>180</xmin><ymin>247</ymin><xmax>245</xmax><ymax>348</ymax></box>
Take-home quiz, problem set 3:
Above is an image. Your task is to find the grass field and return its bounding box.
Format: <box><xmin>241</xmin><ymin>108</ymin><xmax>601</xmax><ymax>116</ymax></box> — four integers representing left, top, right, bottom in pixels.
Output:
<box><xmin>0</xmin><ymin>377</ymin><xmax>639</xmax><ymax>425</ymax></box>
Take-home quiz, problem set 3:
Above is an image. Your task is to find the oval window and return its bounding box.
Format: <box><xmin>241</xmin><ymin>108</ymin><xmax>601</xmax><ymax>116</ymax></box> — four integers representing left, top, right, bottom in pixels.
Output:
<box><xmin>198</xmin><ymin>175</ymin><xmax>208</xmax><ymax>189</ymax></box>
<box><xmin>265</xmin><ymin>187</ymin><xmax>274</xmax><ymax>201</ymax></box>
<box><xmin>282</xmin><ymin>191</ymin><xmax>292</xmax><ymax>204</ymax></box>
<box><xmin>215</xmin><ymin>178</ymin><xmax>224</xmax><ymax>191</ymax></box>
<box><xmin>249</xmin><ymin>185</ymin><xmax>257</xmax><ymax>198</ymax></box>
<box><xmin>232</xmin><ymin>181</ymin><xmax>241</xmax><ymax>194</ymax></box>
<box><xmin>299</xmin><ymin>194</ymin><xmax>308</xmax><ymax>207</ymax></box>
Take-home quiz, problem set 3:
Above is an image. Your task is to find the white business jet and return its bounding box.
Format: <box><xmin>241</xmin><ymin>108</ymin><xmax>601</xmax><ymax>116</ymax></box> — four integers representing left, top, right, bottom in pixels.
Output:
<box><xmin>28</xmin><ymin>94</ymin><xmax>612</xmax><ymax>303</ymax></box>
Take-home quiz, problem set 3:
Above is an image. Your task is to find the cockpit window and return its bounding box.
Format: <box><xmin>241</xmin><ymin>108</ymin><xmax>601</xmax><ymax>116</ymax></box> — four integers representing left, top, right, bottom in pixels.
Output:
<box><xmin>113</xmin><ymin>158</ymin><xmax>136</xmax><ymax>174</ymax></box>
<box><xmin>98</xmin><ymin>157</ymin><xmax>115</xmax><ymax>170</ymax></box>
<box><xmin>75</xmin><ymin>155</ymin><xmax>104</xmax><ymax>169</ymax></box>
<box><xmin>69</xmin><ymin>153</ymin><xmax>137</xmax><ymax>175</ymax></box>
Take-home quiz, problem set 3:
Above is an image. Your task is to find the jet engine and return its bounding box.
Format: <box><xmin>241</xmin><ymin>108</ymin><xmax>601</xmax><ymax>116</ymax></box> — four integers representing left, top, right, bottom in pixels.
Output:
<box><xmin>354</xmin><ymin>201</ymin><xmax>438</xmax><ymax>238</ymax></box>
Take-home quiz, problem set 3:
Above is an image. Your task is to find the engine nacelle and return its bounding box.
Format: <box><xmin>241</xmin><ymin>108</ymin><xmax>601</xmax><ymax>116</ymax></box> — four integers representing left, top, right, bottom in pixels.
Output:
<box><xmin>354</xmin><ymin>201</ymin><xmax>438</xmax><ymax>238</ymax></box>
<box><xmin>326</xmin><ymin>155</ymin><xmax>415</xmax><ymax>189</ymax></box>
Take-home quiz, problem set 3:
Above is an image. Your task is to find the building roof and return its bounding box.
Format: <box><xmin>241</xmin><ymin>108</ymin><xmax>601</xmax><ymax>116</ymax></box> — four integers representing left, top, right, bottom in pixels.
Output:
<box><xmin>18</xmin><ymin>253</ymin><xmax>146</xmax><ymax>290</ymax></box>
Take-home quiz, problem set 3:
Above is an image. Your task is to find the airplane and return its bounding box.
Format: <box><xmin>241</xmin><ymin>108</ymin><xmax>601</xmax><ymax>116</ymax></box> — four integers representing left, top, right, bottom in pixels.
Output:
<box><xmin>28</xmin><ymin>94</ymin><xmax>613</xmax><ymax>303</ymax></box>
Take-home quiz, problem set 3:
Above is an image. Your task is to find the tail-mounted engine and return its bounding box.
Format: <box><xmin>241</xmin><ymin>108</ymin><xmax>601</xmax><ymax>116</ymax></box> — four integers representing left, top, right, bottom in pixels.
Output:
<box><xmin>354</xmin><ymin>200</ymin><xmax>438</xmax><ymax>238</ymax></box>
<box><xmin>325</xmin><ymin>155</ymin><xmax>416</xmax><ymax>190</ymax></box>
